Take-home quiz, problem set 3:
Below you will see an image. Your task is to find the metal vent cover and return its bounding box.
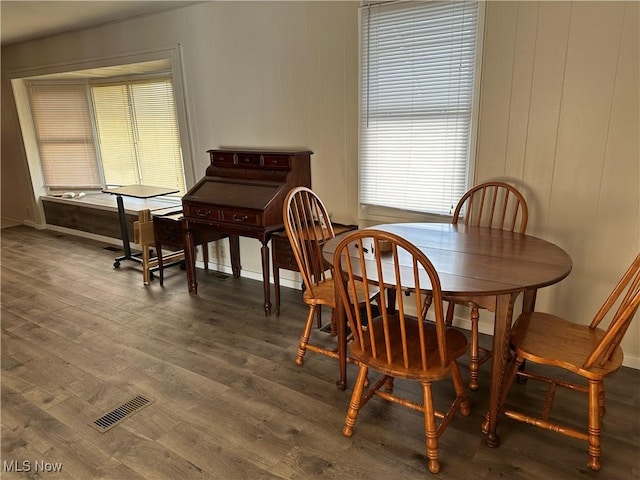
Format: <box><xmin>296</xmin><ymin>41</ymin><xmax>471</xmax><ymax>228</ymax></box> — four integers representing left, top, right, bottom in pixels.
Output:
<box><xmin>90</xmin><ymin>394</ymin><xmax>154</xmax><ymax>433</ymax></box>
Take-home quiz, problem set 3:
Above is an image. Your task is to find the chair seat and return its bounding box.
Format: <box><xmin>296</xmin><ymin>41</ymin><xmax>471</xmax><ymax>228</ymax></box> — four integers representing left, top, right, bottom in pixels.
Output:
<box><xmin>349</xmin><ymin>315</ymin><xmax>469</xmax><ymax>381</ymax></box>
<box><xmin>303</xmin><ymin>278</ymin><xmax>379</xmax><ymax>310</ymax></box>
<box><xmin>302</xmin><ymin>279</ymin><xmax>336</xmax><ymax>308</ymax></box>
<box><xmin>511</xmin><ymin>312</ymin><xmax>623</xmax><ymax>379</ymax></box>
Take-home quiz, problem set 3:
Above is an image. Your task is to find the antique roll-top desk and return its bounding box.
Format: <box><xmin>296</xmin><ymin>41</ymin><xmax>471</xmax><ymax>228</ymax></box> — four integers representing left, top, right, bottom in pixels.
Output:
<box><xmin>181</xmin><ymin>148</ymin><xmax>312</xmax><ymax>314</ymax></box>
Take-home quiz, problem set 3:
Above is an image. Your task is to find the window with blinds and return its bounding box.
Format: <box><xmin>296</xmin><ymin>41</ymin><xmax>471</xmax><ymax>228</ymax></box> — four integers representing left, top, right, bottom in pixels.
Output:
<box><xmin>28</xmin><ymin>83</ymin><xmax>101</xmax><ymax>189</ymax></box>
<box><xmin>359</xmin><ymin>1</ymin><xmax>480</xmax><ymax>217</ymax></box>
<box><xmin>27</xmin><ymin>75</ymin><xmax>185</xmax><ymax>195</ymax></box>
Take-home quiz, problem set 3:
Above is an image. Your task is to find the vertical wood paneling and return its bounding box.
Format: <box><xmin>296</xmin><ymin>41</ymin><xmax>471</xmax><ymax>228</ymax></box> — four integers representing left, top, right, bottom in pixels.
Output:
<box><xmin>475</xmin><ymin>2</ymin><xmax>519</xmax><ymax>180</ymax></box>
<box><xmin>521</xmin><ymin>2</ymin><xmax>572</xmax><ymax>230</ymax></box>
<box><xmin>591</xmin><ymin>1</ymin><xmax>640</xmax><ymax>358</ymax></box>
<box><xmin>547</xmin><ymin>2</ymin><xmax>625</xmax><ymax>246</ymax></box>
<box><xmin>477</xmin><ymin>1</ymin><xmax>639</xmax><ymax>363</ymax></box>
<box><xmin>503</xmin><ymin>2</ymin><xmax>539</xmax><ymax>182</ymax></box>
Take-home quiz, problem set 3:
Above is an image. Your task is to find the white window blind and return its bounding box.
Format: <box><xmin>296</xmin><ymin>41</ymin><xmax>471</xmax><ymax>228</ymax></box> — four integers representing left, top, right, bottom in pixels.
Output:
<box><xmin>28</xmin><ymin>83</ymin><xmax>101</xmax><ymax>189</ymax></box>
<box><xmin>92</xmin><ymin>77</ymin><xmax>185</xmax><ymax>194</ymax></box>
<box><xmin>360</xmin><ymin>0</ymin><xmax>479</xmax><ymax>216</ymax></box>
<box><xmin>28</xmin><ymin>75</ymin><xmax>185</xmax><ymax>195</ymax></box>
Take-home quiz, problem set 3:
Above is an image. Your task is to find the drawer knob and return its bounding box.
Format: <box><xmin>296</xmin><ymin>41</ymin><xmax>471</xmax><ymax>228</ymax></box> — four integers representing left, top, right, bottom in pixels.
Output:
<box><xmin>196</xmin><ymin>209</ymin><xmax>211</xmax><ymax>217</ymax></box>
<box><xmin>232</xmin><ymin>214</ymin><xmax>248</xmax><ymax>223</ymax></box>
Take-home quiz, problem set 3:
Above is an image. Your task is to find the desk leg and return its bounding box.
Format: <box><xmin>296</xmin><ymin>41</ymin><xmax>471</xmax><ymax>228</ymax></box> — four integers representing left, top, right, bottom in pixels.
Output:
<box><xmin>155</xmin><ymin>243</ymin><xmax>167</xmax><ymax>286</ymax></box>
<box><xmin>260</xmin><ymin>241</ymin><xmax>271</xmax><ymax>316</ymax></box>
<box><xmin>184</xmin><ymin>224</ymin><xmax>198</xmax><ymax>295</ymax></box>
<box><xmin>273</xmin><ymin>247</ymin><xmax>281</xmax><ymax>316</ymax></box>
<box><xmin>229</xmin><ymin>235</ymin><xmax>241</xmax><ymax>278</ymax></box>
<box><xmin>484</xmin><ymin>292</ymin><xmax>517</xmax><ymax>448</ymax></box>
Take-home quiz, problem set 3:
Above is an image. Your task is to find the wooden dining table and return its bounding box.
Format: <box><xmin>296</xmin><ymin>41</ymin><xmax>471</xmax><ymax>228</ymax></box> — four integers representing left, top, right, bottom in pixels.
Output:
<box><xmin>322</xmin><ymin>222</ymin><xmax>573</xmax><ymax>447</ymax></box>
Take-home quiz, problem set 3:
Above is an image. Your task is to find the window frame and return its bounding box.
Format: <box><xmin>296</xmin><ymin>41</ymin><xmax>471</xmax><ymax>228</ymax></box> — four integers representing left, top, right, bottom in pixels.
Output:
<box><xmin>9</xmin><ymin>47</ymin><xmax>194</xmax><ymax>224</ymax></box>
<box><xmin>357</xmin><ymin>0</ymin><xmax>485</xmax><ymax>224</ymax></box>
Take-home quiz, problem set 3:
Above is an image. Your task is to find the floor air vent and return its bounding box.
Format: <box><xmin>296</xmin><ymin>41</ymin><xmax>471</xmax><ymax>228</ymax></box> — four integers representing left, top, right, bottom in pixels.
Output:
<box><xmin>90</xmin><ymin>395</ymin><xmax>154</xmax><ymax>433</ymax></box>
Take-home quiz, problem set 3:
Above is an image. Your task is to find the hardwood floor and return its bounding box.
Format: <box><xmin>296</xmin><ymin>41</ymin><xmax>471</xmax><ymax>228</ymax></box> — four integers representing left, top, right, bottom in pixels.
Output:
<box><xmin>1</xmin><ymin>226</ymin><xmax>639</xmax><ymax>479</ymax></box>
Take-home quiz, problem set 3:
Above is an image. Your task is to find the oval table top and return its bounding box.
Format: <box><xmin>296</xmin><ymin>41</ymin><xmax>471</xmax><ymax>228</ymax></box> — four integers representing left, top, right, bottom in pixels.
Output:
<box><xmin>322</xmin><ymin>222</ymin><xmax>573</xmax><ymax>298</ymax></box>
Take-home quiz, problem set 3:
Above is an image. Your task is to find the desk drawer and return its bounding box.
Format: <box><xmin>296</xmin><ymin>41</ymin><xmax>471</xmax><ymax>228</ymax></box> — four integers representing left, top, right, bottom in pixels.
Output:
<box><xmin>262</xmin><ymin>154</ymin><xmax>291</xmax><ymax>170</ymax></box>
<box><xmin>210</xmin><ymin>152</ymin><xmax>236</xmax><ymax>167</ymax></box>
<box><xmin>235</xmin><ymin>153</ymin><xmax>262</xmax><ymax>167</ymax></box>
<box><xmin>220</xmin><ymin>209</ymin><xmax>261</xmax><ymax>226</ymax></box>
<box><xmin>153</xmin><ymin>216</ymin><xmax>185</xmax><ymax>247</ymax></box>
<box><xmin>183</xmin><ymin>204</ymin><xmax>220</xmax><ymax>221</ymax></box>
<box><xmin>273</xmin><ymin>236</ymin><xmax>298</xmax><ymax>270</ymax></box>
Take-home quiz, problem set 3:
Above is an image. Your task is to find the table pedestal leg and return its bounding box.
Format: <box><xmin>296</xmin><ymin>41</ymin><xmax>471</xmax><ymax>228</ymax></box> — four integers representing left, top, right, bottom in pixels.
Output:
<box><xmin>484</xmin><ymin>292</ymin><xmax>517</xmax><ymax>448</ymax></box>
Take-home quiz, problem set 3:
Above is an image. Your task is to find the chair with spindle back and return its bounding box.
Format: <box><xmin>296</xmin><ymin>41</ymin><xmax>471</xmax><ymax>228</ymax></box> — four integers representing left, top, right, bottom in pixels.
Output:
<box><xmin>495</xmin><ymin>253</ymin><xmax>640</xmax><ymax>471</ymax></box>
<box><xmin>448</xmin><ymin>181</ymin><xmax>529</xmax><ymax>389</ymax></box>
<box><xmin>283</xmin><ymin>187</ymin><xmax>377</xmax><ymax>367</ymax></box>
<box><xmin>333</xmin><ymin>229</ymin><xmax>470</xmax><ymax>474</ymax></box>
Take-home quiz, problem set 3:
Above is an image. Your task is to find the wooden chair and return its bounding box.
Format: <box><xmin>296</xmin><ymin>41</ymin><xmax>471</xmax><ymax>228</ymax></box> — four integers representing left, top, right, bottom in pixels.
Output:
<box><xmin>333</xmin><ymin>229</ymin><xmax>470</xmax><ymax>474</ymax></box>
<box><xmin>496</xmin><ymin>253</ymin><xmax>640</xmax><ymax>471</ymax></box>
<box><xmin>283</xmin><ymin>187</ymin><xmax>374</xmax><ymax>366</ymax></box>
<box><xmin>448</xmin><ymin>181</ymin><xmax>528</xmax><ymax>389</ymax></box>
<box><xmin>133</xmin><ymin>209</ymin><xmax>184</xmax><ymax>285</ymax></box>
<box><xmin>133</xmin><ymin>209</ymin><xmax>185</xmax><ymax>285</ymax></box>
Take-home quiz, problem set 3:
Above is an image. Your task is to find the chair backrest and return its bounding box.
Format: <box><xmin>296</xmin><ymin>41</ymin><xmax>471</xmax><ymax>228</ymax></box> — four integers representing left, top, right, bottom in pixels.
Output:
<box><xmin>585</xmin><ymin>253</ymin><xmax>640</xmax><ymax>369</ymax></box>
<box><xmin>283</xmin><ymin>187</ymin><xmax>335</xmax><ymax>297</ymax></box>
<box><xmin>452</xmin><ymin>181</ymin><xmax>528</xmax><ymax>233</ymax></box>
<box><xmin>332</xmin><ymin>229</ymin><xmax>452</xmax><ymax>370</ymax></box>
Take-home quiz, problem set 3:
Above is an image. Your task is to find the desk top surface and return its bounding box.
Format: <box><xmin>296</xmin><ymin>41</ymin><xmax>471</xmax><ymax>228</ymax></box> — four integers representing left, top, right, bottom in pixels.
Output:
<box><xmin>102</xmin><ymin>185</ymin><xmax>179</xmax><ymax>199</ymax></box>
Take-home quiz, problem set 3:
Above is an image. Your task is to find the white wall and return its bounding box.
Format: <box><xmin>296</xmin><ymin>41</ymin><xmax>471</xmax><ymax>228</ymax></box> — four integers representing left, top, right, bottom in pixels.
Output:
<box><xmin>2</xmin><ymin>1</ymin><xmax>638</xmax><ymax>366</ymax></box>
<box><xmin>476</xmin><ymin>1</ymin><xmax>639</xmax><ymax>366</ymax></box>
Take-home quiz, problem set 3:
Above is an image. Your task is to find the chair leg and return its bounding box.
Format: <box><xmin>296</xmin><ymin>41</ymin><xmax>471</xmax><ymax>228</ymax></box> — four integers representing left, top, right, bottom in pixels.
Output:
<box><xmin>450</xmin><ymin>361</ymin><xmax>471</xmax><ymax>416</ymax></box>
<box><xmin>469</xmin><ymin>306</ymin><xmax>480</xmax><ymax>390</ymax></box>
<box><xmin>296</xmin><ymin>305</ymin><xmax>317</xmax><ymax>366</ymax></box>
<box><xmin>422</xmin><ymin>382</ymin><xmax>440</xmax><ymax>474</ymax></box>
<box><xmin>597</xmin><ymin>381</ymin><xmax>606</xmax><ymax>417</ymax></box>
<box><xmin>587</xmin><ymin>380</ymin><xmax>602</xmax><ymax>471</ymax></box>
<box><xmin>343</xmin><ymin>365</ymin><xmax>368</xmax><ymax>437</ymax></box>
<box><xmin>384</xmin><ymin>377</ymin><xmax>395</xmax><ymax>392</ymax></box>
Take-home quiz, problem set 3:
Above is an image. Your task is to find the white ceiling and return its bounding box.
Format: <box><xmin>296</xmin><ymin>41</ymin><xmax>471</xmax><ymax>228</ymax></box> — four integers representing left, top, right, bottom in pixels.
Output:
<box><xmin>1</xmin><ymin>1</ymin><xmax>201</xmax><ymax>46</ymax></box>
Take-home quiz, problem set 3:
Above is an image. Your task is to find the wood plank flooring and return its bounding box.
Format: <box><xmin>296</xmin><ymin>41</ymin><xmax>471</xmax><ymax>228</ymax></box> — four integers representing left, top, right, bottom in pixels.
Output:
<box><xmin>1</xmin><ymin>226</ymin><xmax>639</xmax><ymax>479</ymax></box>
